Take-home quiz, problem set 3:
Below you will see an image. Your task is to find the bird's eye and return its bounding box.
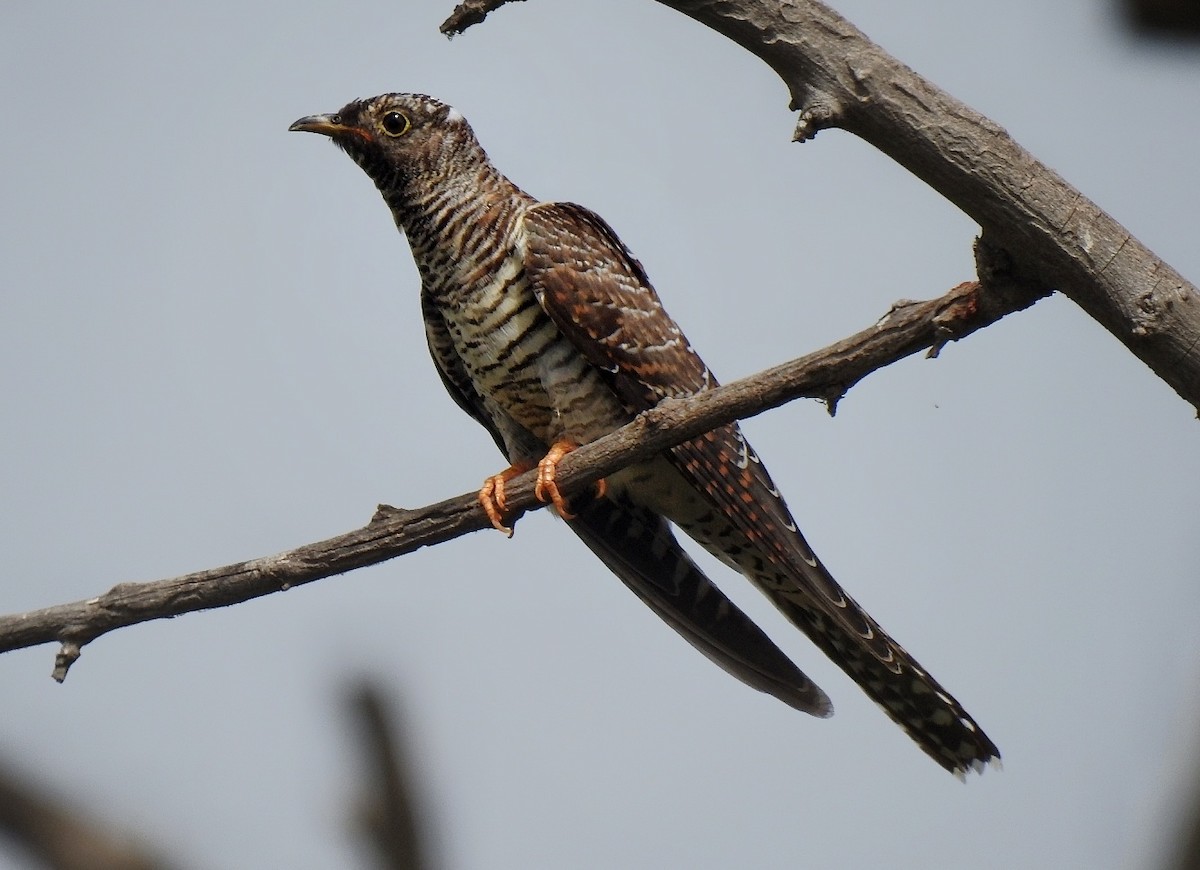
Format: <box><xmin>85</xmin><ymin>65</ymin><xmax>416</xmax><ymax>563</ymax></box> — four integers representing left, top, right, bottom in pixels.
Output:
<box><xmin>381</xmin><ymin>111</ymin><xmax>411</xmax><ymax>137</ymax></box>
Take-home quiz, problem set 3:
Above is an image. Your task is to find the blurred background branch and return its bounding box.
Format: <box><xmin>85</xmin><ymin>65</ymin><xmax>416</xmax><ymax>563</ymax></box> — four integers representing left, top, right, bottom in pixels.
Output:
<box><xmin>0</xmin><ymin>759</ymin><xmax>176</xmax><ymax>870</ymax></box>
<box><xmin>348</xmin><ymin>682</ymin><xmax>436</xmax><ymax>870</ymax></box>
<box><xmin>1127</xmin><ymin>0</ymin><xmax>1200</xmax><ymax>35</ymax></box>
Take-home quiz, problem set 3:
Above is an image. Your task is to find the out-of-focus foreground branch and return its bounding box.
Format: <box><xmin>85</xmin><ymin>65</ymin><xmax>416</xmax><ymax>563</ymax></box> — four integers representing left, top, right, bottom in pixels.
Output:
<box><xmin>0</xmin><ymin>759</ymin><xmax>174</xmax><ymax>870</ymax></box>
<box><xmin>1127</xmin><ymin>0</ymin><xmax>1200</xmax><ymax>34</ymax></box>
<box><xmin>348</xmin><ymin>683</ymin><xmax>435</xmax><ymax>870</ymax></box>
<box><xmin>0</xmin><ymin>683</ymin><xmax>436</xmax><ymax>870</ymax></box>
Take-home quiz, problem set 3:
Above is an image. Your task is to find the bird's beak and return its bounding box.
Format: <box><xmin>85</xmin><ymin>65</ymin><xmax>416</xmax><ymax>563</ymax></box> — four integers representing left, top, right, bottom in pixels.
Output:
<box><xmin>288</xmin><ymin>113</ymin><xmax>346</xmax><ymax>136</ymax></box>
<box><xmin>290</xmin><ymin>112</ymin><xmax>374</xmax><ymax>145</ymax></box>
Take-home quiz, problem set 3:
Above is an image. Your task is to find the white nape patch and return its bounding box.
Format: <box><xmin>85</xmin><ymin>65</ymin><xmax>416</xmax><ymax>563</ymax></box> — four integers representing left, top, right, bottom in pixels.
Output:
<box><xmin>446</xmin><ymin>106</ymin><xmax>465</xmax><ymax>123</ymax></box>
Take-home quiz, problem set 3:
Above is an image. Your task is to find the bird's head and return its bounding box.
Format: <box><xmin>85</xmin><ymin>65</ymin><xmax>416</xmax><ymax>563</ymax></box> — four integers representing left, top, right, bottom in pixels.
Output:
<box><xmin>290</xmin><ymin>93</ymin><xmax>478</xmax><ymax>197</ymax></box>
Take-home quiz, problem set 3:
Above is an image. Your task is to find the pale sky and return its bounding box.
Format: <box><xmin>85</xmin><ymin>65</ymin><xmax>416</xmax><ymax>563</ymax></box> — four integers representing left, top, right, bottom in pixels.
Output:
<box><xmin>2</xmin><ymin>1</ymin><xmax>1198</xmax><ymax>868</ymax></box>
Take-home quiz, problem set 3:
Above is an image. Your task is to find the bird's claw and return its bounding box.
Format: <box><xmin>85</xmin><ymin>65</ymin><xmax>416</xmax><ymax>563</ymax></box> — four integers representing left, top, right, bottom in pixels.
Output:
<box><xmin>481</xmin><ymin>444</ymin><xmax>606</xmax><ymax>532</ymax></box>
<box><xmin>534</xmin><ymin>440</ymin><xmax>606</xmax><ymax>520</ymax></box>
<box><xmin>479</xmin><ymin>464</ymin><xmax>530</xmax><ymax>537</ymax></box>
<box><xmin>535</xmin><ymin>447</ymin><xmax>575</xmax><ymax>519</ymax></box>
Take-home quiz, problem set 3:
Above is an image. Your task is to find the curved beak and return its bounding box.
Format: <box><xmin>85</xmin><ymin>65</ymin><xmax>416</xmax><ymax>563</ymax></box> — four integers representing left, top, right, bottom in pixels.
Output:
<box><xmin>288</xmin><ymin>113</ymin><xmax>345</xmax><ymax>136</ymax></box>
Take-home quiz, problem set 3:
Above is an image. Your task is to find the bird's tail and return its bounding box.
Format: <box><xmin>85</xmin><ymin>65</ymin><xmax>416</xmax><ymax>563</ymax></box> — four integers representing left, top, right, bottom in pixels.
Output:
<box><xmin>568</xmin><ymin>493</ymin><xmax>834</xmax><ymax>718</ymax></box>
<box><xmin>677</xmin><ymin>503</ymin><xmax>1000</xmax><ymax>776</ymax></box>
<box><xmin>662</xmin><ymin>428</ymin><xmax>1000</xmax><ymax>776</ymax></box>
<box><xmin>773</xmin><ymin>575</ymin><xmax>1000</xmax><ymax>777</ymax></box>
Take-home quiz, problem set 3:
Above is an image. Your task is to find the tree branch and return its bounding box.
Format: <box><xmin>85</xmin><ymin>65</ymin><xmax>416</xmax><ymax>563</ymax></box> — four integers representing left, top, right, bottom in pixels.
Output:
<box><xmin>443</xmin><ymin>0</ymin><xmax>1200</xmax><ymax>410</ymax></box>
<box><xmin>0</xmin><ymin>274</ymin><xmax>1042</xmax><ymax>680</ymax></box>
<box><xmin>441</xmin><ymin>0</ymin><xmax>523</xmax><ymax>34</ymax></box>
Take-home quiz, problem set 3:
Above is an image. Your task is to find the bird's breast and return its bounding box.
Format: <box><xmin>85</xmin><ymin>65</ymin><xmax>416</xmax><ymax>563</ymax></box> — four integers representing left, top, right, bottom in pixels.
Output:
<box><xmin>431</xmin><ymin>249</ymin><xmax>629</xmax><ymax>450</ymax></box>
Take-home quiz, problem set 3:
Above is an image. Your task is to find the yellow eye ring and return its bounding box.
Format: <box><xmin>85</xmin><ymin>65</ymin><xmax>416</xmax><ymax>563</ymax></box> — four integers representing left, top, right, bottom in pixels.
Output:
<box><xmin>381</xmin><ymin>111</ymin><xmax>411</xmax><ymax>137</ymax></box>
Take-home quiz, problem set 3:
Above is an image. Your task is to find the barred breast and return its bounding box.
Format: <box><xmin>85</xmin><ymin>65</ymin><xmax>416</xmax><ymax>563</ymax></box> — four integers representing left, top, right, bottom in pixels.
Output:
<box><xmin>401</xmin><ymin>180</ymin><xmax>629</xmax><ymax>455</ymax></box>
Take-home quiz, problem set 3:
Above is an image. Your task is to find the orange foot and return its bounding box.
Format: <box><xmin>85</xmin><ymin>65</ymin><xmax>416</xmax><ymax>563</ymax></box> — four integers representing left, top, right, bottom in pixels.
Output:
<box><xmin>479</xmin><ymin>462</ymin><xmax>532</xmax><ymax>537</ymax></box>
<box><xmin>534</xmin><ymin>440</ymin><xmax>607</xmax><ymax>521</ymax></box>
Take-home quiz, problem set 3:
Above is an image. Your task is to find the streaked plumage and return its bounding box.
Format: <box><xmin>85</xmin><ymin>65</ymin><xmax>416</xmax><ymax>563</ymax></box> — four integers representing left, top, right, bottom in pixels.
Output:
<box><xmin>290</xmin><ymin>93</ymin><xmax>999</xmax><ymax>775</ymax></box>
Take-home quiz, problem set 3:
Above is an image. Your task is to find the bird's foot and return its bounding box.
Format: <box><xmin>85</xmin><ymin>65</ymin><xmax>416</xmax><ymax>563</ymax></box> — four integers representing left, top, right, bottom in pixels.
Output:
<box><xmin>535</xmin><ymin>440</ymin><xmax>606</xmax><ymax>520</ymax></box>
<box><xmin>479</xmin><ymin>463</ymin><xmax>532</xmax><ymax>537</ymax></box>
<box><xmin>480</xmin><ymin>443</ymin><xmax>605</xmax><ymax>532</ymax></box>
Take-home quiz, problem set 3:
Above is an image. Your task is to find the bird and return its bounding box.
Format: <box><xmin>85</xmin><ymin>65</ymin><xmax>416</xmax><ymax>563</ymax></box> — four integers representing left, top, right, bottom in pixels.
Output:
<box><xmin>290</xmin><ymin>92</ymin><xmax>999</xmax><ymax>776</ymax></box>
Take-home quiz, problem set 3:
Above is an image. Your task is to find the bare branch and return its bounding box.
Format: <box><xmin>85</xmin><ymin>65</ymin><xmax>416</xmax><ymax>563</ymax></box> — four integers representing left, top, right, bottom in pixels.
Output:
<box><xmin>444</xmin><ymin>0</ymin><xmax>1200</xmax><ymax>409</ymax></box>
<box><xmin>0</xmin><ymin>274</ymin><xmax>1041</xmax><ymax>679</ymax></box>
<box><xmin>441</xmin><ymin>0</ymin><xmax>524</xmax><ymax>35</ymax></box>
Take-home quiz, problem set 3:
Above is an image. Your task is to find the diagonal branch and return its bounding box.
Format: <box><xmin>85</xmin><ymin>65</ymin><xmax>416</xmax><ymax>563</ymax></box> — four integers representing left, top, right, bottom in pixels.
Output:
<box><xmin>443</xmin><ymin>0</ymin><xmax>1200</xmax><ymax>410</ymax></box>
<box><xmin>0</xmin><ymin>273</ymin><xmax>1044</xmax><ymax>681</ymax></box>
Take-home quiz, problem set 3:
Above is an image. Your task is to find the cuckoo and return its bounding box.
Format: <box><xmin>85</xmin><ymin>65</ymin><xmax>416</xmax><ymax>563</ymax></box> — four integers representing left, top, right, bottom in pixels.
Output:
<box><xmin>290</xmin><ymin>93</ymin><xmax>999</xmax><ymax>776</ymax></box>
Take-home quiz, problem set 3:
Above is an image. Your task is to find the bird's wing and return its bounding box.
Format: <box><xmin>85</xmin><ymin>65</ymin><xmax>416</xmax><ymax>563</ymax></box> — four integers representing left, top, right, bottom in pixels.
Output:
<box><xmin>518</xmin><ymin>202</ymin><xmax>887</xmax><ymax>648</ymax></box>
<box><xmin>520</xmin><ymin>202</ymin><xmax>999</xmax><ymax>773</ymax></box>
<box><xmin>520</xmin><ymin>201</ymin><xmax>711</xmax><ymax>410</ymax></box>
<box><xmin>423</xmin><ymin>282</ymin><xmax>830</xmax><ymax>716</ymax></box>
<box><xmin>569</xmin><ymin>490</ymin><xmax>832</xmax><ymax>717</ymax></box>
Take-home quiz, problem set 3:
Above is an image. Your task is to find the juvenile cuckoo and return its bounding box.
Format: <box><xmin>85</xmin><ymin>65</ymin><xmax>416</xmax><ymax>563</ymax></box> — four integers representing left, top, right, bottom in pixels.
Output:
<box><xmin>290</xmin><ymin>93</ymin><xmax>999</xmax><ymax>776</ymax></box>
